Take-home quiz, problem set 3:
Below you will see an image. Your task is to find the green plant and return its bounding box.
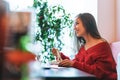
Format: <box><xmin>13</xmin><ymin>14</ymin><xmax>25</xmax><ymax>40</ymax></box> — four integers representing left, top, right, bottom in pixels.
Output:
<box><xmin>33</xmin><ymin>0</ymin><xmax>73</xmax><ymax>62</ymax></box>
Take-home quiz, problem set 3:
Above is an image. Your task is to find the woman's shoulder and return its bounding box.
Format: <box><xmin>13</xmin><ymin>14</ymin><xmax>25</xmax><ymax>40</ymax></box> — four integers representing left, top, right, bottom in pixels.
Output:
<box><xmin>94</xmin><ymin>40</ymin><xmax>109</xmax><ymax>48</ymax></box>
<box><xmin>97</xmin><ymin>38</ymin><xmax>110</xmax><ymax>46</ymax></box>
<box><xmin>87</xmin><ymin>39</ymin><xmax>110</xmax><ymax>52</ymax></box>
<box><xmin>92</xmin><ymin>39</ymin><xmax>111</xmax><ymax>53</ymax></box>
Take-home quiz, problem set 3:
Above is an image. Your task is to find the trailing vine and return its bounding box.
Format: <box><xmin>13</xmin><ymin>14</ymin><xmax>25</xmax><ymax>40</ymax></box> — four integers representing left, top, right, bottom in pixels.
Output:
<box><xmin>33</xmin><ymin>0</ymin><xmax>73</xmax><ymax>62</ymax></box>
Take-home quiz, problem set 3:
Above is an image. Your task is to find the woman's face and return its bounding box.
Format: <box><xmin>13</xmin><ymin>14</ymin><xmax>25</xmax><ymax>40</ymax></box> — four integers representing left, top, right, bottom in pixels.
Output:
<box><xmin>74</xmin><ymin>18</ymin><xmax>86</xmax><ymax>37</ymax></box>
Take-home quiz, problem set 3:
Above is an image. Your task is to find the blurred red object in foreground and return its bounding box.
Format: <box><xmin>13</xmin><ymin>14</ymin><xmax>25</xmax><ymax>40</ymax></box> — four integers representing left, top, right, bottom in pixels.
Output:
<box><xmin>5</xmin><ymin>50</ymin><xmax>36</xmax><ymax>67</ymax></box>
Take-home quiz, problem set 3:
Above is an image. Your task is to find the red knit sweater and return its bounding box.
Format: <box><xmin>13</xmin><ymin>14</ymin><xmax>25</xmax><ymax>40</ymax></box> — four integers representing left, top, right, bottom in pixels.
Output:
<box><xmin>61</xmin><ymin>42</ymin><xmax>117</xmax><ymax>80</ymax></box>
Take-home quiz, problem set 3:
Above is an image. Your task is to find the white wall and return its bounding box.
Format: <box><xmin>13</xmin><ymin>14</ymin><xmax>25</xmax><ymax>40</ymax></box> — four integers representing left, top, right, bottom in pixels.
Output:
<box><xmin>116</xmin><ymin>0</ymin><xmax>120</xmax><ymax>41</ymax></box>
<box><xmin>98</xmin><ymin>0</ymin><xmax>117</xmax><ymax>43</ymax></box>
<box><xmin>48</xmin><ymin>0</ymin><xmax>97</xmax><ymax>20</ymax></box>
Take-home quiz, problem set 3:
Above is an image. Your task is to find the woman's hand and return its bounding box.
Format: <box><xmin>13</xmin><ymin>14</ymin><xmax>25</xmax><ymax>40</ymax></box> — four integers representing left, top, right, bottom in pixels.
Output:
<box><xmin>52</xmin><ymin>48</ymin><xmax>58</xmax><ymax>56</ymax></box>
<box><xmin>52</xmin><ymin>48</ymin><xmax>62</xmax><ymax>62</ymax></box>
<box><xmin>58</xmin><ymin>59</ymin><xmax>74</xmax><ymax>67</ymax></box>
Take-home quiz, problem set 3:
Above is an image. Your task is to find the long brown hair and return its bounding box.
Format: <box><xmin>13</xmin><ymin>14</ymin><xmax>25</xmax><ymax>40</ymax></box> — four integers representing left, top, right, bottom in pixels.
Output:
<box><xmin>76</xmin><ymin>13</ymin><xmax>101</xmax><ymax>44</ymax></box>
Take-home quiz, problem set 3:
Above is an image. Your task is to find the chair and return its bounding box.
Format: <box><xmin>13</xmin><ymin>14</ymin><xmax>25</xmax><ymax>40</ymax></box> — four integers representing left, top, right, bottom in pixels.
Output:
<box><xmin>110</xmin><ymin>41</ymin><xmax>120</xmax><ymax>63</ymax></box>
<box><xmin>110</xmin><ymin>41</ymin><xmax>120</xmax><ymax>80</ymax></box>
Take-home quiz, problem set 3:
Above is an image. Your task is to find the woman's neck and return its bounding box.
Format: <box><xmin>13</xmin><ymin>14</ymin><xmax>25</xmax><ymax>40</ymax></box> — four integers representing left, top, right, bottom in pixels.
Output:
<box><xmin>83</xmin><ymin>35</ymin><xmax>103</xmax><ymax>50</ymax></box>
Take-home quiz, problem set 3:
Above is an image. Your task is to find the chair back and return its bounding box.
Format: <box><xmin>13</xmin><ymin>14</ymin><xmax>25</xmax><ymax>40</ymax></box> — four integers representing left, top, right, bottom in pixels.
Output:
<box><xmin>110</xmin><ymin>41</ymin><xmax>120</xmax><ymax>80</ymax></box>
<box><xmin>110</xmin><ymin>41</ymin><xmax>120</xmax><ymax>63</ymax></box>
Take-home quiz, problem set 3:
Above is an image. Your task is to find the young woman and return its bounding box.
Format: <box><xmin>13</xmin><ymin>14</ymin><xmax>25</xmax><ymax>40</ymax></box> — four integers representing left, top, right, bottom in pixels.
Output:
<box><xmin>52</xmin><ymin>13</ymin><xmax>117</xmax><ymax>80</ymax></box>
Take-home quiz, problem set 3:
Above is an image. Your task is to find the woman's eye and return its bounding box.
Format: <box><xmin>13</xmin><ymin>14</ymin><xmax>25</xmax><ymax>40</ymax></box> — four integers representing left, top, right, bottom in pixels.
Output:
<box><xmin>75</xmin><ymin>22</ymin><xmax>79</xmax><ymax>25</ymax></box>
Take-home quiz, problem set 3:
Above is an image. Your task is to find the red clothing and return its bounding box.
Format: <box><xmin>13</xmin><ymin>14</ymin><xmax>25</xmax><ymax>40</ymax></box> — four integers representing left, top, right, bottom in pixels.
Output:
<box><xmin>61</xmin><ymin>42</ymin><xmax>117</xmax><ymax>80</ymax></box>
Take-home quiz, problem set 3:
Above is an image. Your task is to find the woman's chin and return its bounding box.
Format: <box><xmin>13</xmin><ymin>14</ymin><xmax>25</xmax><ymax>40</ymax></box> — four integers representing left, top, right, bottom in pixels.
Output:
<box><xmin>76</xmin><ymin>34</ymin><xmax>81</xmax><ymax>37</ymax></box>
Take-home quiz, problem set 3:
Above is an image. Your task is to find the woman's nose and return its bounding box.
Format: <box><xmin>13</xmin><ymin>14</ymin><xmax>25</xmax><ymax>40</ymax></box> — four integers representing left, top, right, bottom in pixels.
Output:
<box><xmin>74</xmin><ymin>25</ymin><xmax>76</xmax><ymax>30</ymax></box>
